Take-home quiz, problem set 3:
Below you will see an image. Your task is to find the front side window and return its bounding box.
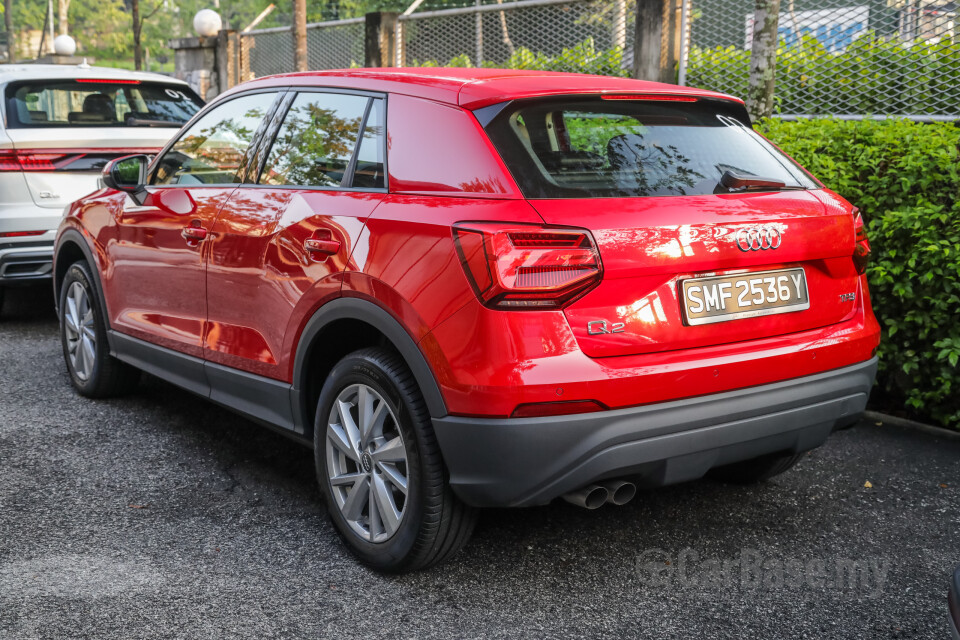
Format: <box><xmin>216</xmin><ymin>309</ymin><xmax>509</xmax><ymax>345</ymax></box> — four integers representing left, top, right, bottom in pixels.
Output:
<box><xmin>4</xmin><ymin>81</ymin><xmax>203</xmax><ymax>128</ymax></box>
<box><xmin>259</xmin><ymin>92</ymin><xmax>373</xmax><ymax>188</ymax></box>
<box><xmin>152</xmin><ymin>92</ymin><xmax>278</xmax><ymax>186</ymax></box>
<box><xmin>484</xmin><ymin>97</ymin><xmax>817</xmax><ymax>199</ymax></box>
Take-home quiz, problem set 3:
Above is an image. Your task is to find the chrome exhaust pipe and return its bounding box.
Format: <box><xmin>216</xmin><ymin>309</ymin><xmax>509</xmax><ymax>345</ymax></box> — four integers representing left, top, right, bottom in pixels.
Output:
<box><xmin>562</xmin><ymin>484</ymin><xmax>609</xmax><ymax>509</ymax></box>
<box><xmin>601</xmin><ymin>480</ymin><xmax>636</xmax><ymax>506</ymax></box>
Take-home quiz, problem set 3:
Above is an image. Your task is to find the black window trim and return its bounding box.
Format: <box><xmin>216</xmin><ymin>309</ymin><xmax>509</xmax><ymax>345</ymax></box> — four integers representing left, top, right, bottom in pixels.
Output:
<box><xmin>245</xmin><ymin>86</ymin><xmax>389</xmax><ymax>194</ymax></box>
<box><xmin>146</xmin><ymin>87</ymin><xmax>288</xmax><ymax>188</ymax></box>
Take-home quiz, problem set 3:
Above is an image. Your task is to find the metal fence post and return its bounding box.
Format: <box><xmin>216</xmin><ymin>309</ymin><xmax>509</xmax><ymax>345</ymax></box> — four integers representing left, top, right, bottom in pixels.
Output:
<box><xmin>365</xmin><ymin>11</ymin><xmax>400</xmax><ymax>67</ymax></box>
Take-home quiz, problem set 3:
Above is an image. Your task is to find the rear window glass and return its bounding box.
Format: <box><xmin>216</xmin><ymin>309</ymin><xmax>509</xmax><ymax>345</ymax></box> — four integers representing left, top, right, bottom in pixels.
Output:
<box><xmin>4</xmin><ymin>80</ymin><xmax>203</xmax><ymax>128</ymax></box>
<box><xmin>484</xmin><ymin>97</ymin><xmax>817</xmax><ymax>199</ymax></box>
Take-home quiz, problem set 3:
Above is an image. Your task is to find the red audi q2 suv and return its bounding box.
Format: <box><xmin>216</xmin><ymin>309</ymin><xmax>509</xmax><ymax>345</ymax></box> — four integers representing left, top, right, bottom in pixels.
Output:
<box><xmin>54</xmin><ymin>69</ymin><xmax>880</xmax><ymax>571</ymax></box>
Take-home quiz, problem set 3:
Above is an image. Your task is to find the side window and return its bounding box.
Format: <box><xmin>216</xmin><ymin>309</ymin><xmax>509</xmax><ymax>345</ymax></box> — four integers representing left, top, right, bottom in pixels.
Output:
<box><xmin>259</xmin><ymin>92</ymin><xmax>369</xmax><ymax>188</ymax></box>
<box><xmin>352</xmin><ymin>99</ymin><xmax>385</xmax><ymax>189</ymax></box>
<box><xmin>152</xmin><ymin>92</ymin><xmax>277</xmax><ymax>186</ymax></box>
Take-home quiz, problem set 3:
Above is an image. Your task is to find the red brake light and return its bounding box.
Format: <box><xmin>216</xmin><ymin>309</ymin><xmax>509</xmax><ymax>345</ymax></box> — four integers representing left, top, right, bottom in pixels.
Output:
<box><xmin>453</xmin><ymin>223</ymin><xmax>602</xmax><ymax>310</ymax></box>
<box><xmin>601</xmin><ymin>94</ymin><xmax>698</xmax><ymax>102</ymax></box>
<box><xmin>76</xmin><ymin>78</ymin><xmax>140</xmax><ymax>84</ymax></box>
<box><xmin>853</xmin><ymin>209</ymin><xmax>870</xmax><ymax>275</ymax></box>
<box><xmin>0</xmin><ymin>149</ymin><xmax>68</xmax><ymax>172</ymax></box>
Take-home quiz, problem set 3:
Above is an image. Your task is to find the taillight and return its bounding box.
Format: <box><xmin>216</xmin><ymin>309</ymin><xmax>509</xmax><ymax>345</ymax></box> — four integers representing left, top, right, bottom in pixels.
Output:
<box><xmin>853</xmin><ymin>209</ymin><xmax>870</xmax><ymax>275</ymax></box>
<box><xmin>0</xmin><ymin>230</ymin><xmax>47</xmax><ymax>238</ymax></box>
<box><xmin>0</xmin><ymin>149</ymin><xmax>68</xmax><ymax>172</ymax></box>
<box><xmin>452</xmin><ymin>223</ymin><xmax>602</xmax><ymax>310</ymax></box>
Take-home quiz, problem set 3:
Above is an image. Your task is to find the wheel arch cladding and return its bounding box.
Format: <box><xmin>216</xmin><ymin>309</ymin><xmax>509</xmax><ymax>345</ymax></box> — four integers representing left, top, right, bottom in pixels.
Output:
<box><xmin>292</xmin><ymin>297</ymin><xmax>448</xmax><ymax>438</ymax></box>
<box><xmin>54</xmin><ymin>229</ymin><xmax>110</xmax><ymax>332</ymax></box>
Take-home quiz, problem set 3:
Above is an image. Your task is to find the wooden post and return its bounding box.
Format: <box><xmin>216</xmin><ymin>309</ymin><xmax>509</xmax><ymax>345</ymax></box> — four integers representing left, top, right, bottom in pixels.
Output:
<box><xmin>633</xmin><ymin>0</ymin><xmax>682</xmax><ymax>84</ymax></box>
<box><xmin>293</xmin><ymin>0</ymin><xmax>307</xmax><ymax>72</ymax></box>
<box><xmin>365</xmin><ymin>12</ymin><xmax>399</xmax><ymax>68</ymax></box>
<box><xmin>746</xmin><ymin>0</ymin><xmax>781</xmax><ymax>121</ymax></box>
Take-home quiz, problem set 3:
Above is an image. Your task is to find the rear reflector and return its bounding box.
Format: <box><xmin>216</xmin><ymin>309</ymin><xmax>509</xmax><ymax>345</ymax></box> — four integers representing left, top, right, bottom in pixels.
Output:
<box><xmin>511</xmin><ymin>400</ymin><xmax>607</xmax><ymax>419</ymax></box>
<box><xmin>453</xmin><ymin>223</ymin><xmax>602</xmax><ymax>310</ymax></box>
<box><xmin>602</xmin><ymin>94</ymin><xmax>699</xmax><ymax>102</ymax></box>
<box><xmin>0</xmin><ymin>230</ymin><xmax>47</xmax><ymax>238</ymax></box>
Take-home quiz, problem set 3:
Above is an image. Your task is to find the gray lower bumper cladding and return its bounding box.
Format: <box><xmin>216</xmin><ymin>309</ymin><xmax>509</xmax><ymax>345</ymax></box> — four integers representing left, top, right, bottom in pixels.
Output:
<box><xmin>432</xmin><ymin>358</ymin><xmax>878</xmax><ymax>507</ymax></box>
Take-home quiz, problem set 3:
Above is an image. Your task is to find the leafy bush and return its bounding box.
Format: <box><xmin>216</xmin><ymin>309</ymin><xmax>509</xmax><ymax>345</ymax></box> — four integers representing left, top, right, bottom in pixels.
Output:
<box><xmin>760</xmin><ymin>118</ymin><xmax>960</xmax><ymax>428</ymax></box>
<box><xmin>688</xmin><ymin>34</ymin><xmax>960</xmax><ymax>116</ymax></box>
<box><xmin>414</xmin><ymin>37</ymin><xmax>629</xmax><ymax>77</ymax></box>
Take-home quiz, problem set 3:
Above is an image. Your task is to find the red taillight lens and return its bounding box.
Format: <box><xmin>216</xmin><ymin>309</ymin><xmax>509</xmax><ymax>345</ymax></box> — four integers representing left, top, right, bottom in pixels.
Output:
<box><xmin>453</xmin><ymin>223</ymin><xmax>602</xmax><ymax>310</ymax></box>
<box><xmin>853</xmin><ymin>210</ymin><xmax>870</xmax><ymax>275</ymax></box>
<box><xmin>0</xmin><ymin>149</ymin><xmax>69</xmax><ymax>172</ymax></box>
<box><xmin>0</xmin><ymin>230</ymin><xmax>47</xmax><ymax>238</ymax></box>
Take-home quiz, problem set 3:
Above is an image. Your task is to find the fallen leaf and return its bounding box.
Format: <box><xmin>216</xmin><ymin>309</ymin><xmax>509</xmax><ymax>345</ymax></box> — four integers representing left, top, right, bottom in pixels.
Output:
<box><xmin>940</xmin><ymin>483</ymin><xmax>948</xmax><ymax>488</ymax></box>
<box><xmin>127</xmin><ymin>504</ymin><xmax>148</xmax><ymax>509</ymax></box>
<box><xmin>863</xmin><ymin>481</ymin><xmax>873</xmax><ymax>488</ymax></box>
<box><xmin>874</xmin><ymin>422</ymin><xmax>883</xmax><ymax>426</ymax></box>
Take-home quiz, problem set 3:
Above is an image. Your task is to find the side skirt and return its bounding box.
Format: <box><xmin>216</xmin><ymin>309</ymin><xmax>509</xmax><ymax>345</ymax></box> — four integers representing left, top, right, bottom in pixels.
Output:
<box><xmin>109</xmin><ymin>331</ymin><xmax>311</xmax><ymax>447</ymax></box>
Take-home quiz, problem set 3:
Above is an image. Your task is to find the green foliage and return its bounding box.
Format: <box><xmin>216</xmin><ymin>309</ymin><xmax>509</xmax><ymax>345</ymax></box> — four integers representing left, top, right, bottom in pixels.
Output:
<box><xmin>688</xmin><ymin>33</ymin><xmax>960</xmax><ymax>115</ymax></box>
<box><xmin>759</xmin><ymin>117</ymin><xmax>960</xmax><ymax>428</ymax></box>
<box><xmin>415</xmin><ymin>37</ymin><xmax>630</xmax><ymax>77</ymax></box>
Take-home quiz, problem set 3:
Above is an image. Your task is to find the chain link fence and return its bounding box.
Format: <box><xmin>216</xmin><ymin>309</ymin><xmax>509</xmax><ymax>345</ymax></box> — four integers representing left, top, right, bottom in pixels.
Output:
<box><xmin>235</xmin><ymin>0</ymin><xmax>958</xmax><ymax>119</ymax></box>
<box><xmin>684</xmin><ymin>0</ymin><xmax>960</xmax><ymax>119</ymax></box>
<box><xmin>398</xmin><ymin>0</ymin><xmax>634</xmax><ymax>75</ymax></box>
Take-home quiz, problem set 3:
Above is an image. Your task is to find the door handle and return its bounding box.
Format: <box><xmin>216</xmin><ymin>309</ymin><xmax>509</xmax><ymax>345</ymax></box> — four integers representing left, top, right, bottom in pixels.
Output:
<box><xmin>304</xmin><ymin>237</ymin><xmax>341</xmax><ymax>256</ymax></box>
<box><xmin>181</xmin><ymin>225</ymin><xmax>208</xmax><ymax>241</ymax></box>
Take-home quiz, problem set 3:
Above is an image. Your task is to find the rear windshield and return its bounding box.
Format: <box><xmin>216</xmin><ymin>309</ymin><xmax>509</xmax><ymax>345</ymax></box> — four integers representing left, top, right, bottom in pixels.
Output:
<box><xmin>4</xmin><ymin>80</ymin><xmax>204</xmax><ymax>129</ymax></box>
<box><xmin>483</xmin><ymin>97</ymin><xmax>817</xmax><ymax>199</ymax></box>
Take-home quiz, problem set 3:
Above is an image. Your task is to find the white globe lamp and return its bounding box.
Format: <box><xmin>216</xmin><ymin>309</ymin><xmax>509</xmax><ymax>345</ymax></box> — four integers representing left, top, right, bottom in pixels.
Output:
<box><xmin>193</xmin><ymin>9</ymin><xmax>223</xmax><ymax>37</ymax></box>
<box><xmin>53</xmin><ymin>35</ymin><xmax>77</xmax><ymax>56</ymax></box>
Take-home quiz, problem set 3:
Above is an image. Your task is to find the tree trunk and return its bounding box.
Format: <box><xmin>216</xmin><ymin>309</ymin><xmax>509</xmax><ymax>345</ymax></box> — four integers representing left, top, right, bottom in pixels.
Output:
<box><xmin>57</xmin><ymin>0</ymin><xmax>69</xmax><ymax>36</ymax></box>
<box><xmin>746</xmin><ymin>0</ymin><xmax>781</xmax><ymax>121</ymax></box>
<box><xmin>4</xmin><ymin>0</ymin><xmax>14</xmax><ymax>63</ymax></box>
<box><xmin>132</xmin><ymin>0</ymin><xmax>142</xmax><ymax>70</ymax></box>
<box><xmin>293</xmin><ymin>0</ymin><xmax>307</xmax><ymax>72</ymax></box>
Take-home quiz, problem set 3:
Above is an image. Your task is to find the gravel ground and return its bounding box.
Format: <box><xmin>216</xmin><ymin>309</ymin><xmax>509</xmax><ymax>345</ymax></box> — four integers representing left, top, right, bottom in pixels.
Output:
<box><xmin>1</xmin><ymin>285</ymin><xmax>958</xmax><ymax>639</ymax></box>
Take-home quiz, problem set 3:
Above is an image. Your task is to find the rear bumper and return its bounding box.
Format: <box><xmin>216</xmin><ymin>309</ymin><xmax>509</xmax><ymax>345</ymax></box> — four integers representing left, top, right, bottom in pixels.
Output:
<box><xmin>432</xmin><ymin>357</ymin><xmax>877</xmax><ymax>507</ymax></box>
<box><xmin>0</xmin><ymin>244</ymin><xmax>54</xmax><ymax>285</ymax></box>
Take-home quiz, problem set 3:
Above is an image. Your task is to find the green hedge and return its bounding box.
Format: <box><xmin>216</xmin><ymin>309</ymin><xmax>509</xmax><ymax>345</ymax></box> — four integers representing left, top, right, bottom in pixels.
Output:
<box><xmin>759</xmin><ymin>118</ymin><xmax>960</xmax><ymax>428</ymax></box>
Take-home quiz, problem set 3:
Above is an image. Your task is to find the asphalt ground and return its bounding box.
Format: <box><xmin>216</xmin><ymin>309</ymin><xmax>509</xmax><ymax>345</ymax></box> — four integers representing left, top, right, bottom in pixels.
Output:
<box><xmin>1</xmin><ymin>284</ymin><xmax>958</xmax><ymax>639</ymax></box>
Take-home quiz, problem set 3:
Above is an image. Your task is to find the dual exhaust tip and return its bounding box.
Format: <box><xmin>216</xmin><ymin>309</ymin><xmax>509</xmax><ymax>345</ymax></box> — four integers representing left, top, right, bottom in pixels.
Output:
<box><xmin>562</xmin><ymin>480</ymin><xmax>636</xmax><ymax>509</ymax></box>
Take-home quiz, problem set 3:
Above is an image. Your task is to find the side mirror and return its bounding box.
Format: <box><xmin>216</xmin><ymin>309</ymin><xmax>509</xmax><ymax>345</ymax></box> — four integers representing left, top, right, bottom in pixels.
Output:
<box><xmin>102</xmin><ymin>154</ymin><xmax>149</xmax><ymax>204</ymax></box>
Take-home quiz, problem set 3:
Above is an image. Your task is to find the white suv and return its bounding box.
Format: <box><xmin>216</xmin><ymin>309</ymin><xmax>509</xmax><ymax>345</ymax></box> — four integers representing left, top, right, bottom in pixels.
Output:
<box><xmin>0</xmin><ymin>64</ymin><xmax>204</xmax><ymax>312</ymax></box>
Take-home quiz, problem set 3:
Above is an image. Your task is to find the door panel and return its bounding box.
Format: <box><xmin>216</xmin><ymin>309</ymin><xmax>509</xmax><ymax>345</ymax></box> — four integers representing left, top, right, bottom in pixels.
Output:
<box><xmin>204</xmin><ymin>189</ymin><xmax>382</xmax><ymax>379</ymax></box>
<box><xmin>204</xmin><ymin>91</ymin><xmax>385</xmax><ymax>381</ymax></box>
<box><xmin>105</xmin><ymin>91</ymin><xmax>281</xmax><ymax>357</ymax></box>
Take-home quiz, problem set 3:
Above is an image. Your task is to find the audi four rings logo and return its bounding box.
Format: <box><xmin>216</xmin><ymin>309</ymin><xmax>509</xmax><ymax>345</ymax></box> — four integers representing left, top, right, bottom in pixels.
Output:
<box><xmin>735</xmin><ymin>226</ymin><xmax>782</xmax><ymax>251</ymax></box>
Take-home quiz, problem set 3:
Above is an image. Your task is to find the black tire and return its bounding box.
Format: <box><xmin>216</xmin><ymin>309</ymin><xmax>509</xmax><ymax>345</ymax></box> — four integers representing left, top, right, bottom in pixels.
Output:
<box><xmin>58</xmin><ymin>261</ymin><xmax>140</xmax><ymax>398</ymax></box>
<box><xmin>314</xmin><ymin>347</ymin><xmax>477</xmax><ymax>572</ymax></box>
<box><xmin>708</xmin><ymin>451</ymin><xmax>804</xmax><ymax>484</ymax></box>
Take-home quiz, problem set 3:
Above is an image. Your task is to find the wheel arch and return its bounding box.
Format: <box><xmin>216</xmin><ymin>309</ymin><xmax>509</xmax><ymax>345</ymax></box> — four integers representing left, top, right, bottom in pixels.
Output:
<box><xmin>291</xmin><ymin>297</ymin><xmax>448</xmax><ymax>439</ymax></box>
<box><xmin>54</xmin><ymin>228</ymin><xmax>111</xmax><ymax>333</ymax></box>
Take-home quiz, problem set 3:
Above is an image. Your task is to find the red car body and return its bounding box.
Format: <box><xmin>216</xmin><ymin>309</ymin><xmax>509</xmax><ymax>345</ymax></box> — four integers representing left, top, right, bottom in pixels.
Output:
<box><xmin>54</xmin><ymin>69</ymin><xmax>880</xmax><ymax>512</ymax></box>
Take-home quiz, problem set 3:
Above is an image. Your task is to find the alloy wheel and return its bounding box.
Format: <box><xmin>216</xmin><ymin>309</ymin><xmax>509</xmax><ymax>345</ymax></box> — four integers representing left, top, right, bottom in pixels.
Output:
<box><xmin>325</xmin><ymin>383</ymin><xmax>409</xmax><ymax>543</ymax></box>
<box><xmin>63</xmin><ymin>281</ymin><xmax>96</xmax><ymax>381</ymax></box>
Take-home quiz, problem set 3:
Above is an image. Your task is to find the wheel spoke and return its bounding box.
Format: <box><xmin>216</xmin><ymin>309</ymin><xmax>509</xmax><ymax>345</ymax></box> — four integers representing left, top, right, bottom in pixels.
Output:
<box><xmin>367</xmin><ymin>481</ymin><xmax>381</xmax><ymax>541</ymax></box>
<box><xmin>64</xmin><ymin>309</ymin><xmax>79</xmax><ymax>334</ymax></box>
<box><xmin>336</xmin><ymin>399</ymin><xmax>362</xmax><ymax>455</ymax></box>
<box><xmin>371</xmin><ymin>436</ymin><xmax>405</xmax><ymax>463</ymax></box>
<box><xmin>341</xmin><ymin>474</ymin><xmax>369</xmax><ymax>521</ymax></box>
<box><xmin>357</xmin><ymin>386</ymin><xmax>374</xmax><ymax>445</ymax></box>
<box><xmin>328</xmin><ymin>423</ymin><xmax>359</xmax><ymax>462</ymax></box>
<box><xmin>80</xmin><ymin>336</ymin><xmax>95</xmax><ymax>377</ymax></box>
<box><xmin>377</xmin><ymin>461</ymin><xmax>408</xmax><ymax>496</ymax></box>
<box><xmin>330</xmin><ymin>471</ymin><xmax>365</xmax><ymax>487</ymax></box>
<box><xmin>372</xmin><ymin>473</ymin><xmax>401</xmax><ymax>537</ymax></box>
